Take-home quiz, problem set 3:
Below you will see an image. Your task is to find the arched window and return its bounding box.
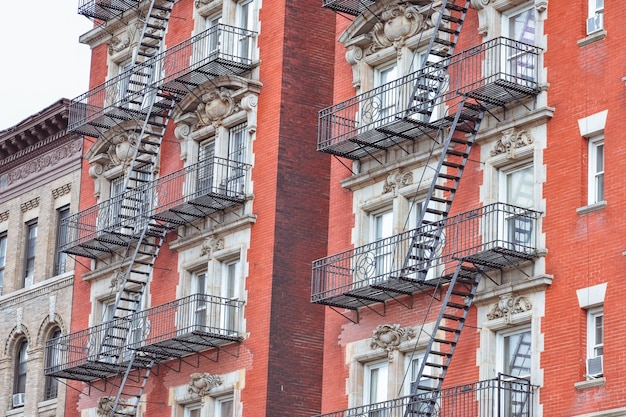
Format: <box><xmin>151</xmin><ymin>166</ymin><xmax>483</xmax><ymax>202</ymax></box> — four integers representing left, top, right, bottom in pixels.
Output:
<box><xmin>44</xmin><ymin>328</ymin><xmax>62</xmax><ymax>400</ymax></box>
<box><xmin>13</xmin><ymin>339</ymin><xmax>28</xmax><ymax>408</ymax></box>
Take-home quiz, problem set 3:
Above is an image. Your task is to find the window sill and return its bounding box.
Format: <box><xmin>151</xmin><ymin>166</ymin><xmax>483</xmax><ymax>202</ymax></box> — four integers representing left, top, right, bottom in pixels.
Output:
<box><xmin>574</xmin><ymin>376</ymin><xmax>605</xmax><ymax>390</ymax></box>
<box><xmin>578</xmin><ymin>30</ymin><xmax>607</xmax><ymax>47</ymax></box>
<box><xmin>576</xmin><ymin>201</ymin><xmax>606</xmax><ymax>215</ymax></box>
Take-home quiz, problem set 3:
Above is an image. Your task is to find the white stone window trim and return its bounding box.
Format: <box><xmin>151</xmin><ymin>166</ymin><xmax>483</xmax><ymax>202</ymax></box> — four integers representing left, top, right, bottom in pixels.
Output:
<box><xmin>171</xmin><ymin>369</ymin><xmax>242</xmax><ymax>417</ymax></box>
<box><xmin>576</xmin><ymin>110</ymin><xmax>607</xmax><ymax>214</ymax></box>
<box><xmin>586</xmin><ymin>135</ymin><xmax>605</xmax><ymax>207</ymax></box>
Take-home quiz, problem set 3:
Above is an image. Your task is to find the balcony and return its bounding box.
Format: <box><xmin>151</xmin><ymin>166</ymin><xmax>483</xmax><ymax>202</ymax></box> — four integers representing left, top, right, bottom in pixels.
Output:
<box><xmin>78</xmin><ymin>0</ymin><xmax>140</xmax><ymax>21</ymax></box>
<box><xmin>312</xmin><ymin>374</ymin><xmax>537</xmax><ymax>417</ymax></box>
<box><xmin>318</xmin><ymin>37</ymin><xmax>542</xmax><ymax>160</ymax></box>
<box><xmin>68</xmin><ymin>24</ymin><xmax>257</xmax><ymax>137</ymax></box>
<box><xmin>311</xmin><ymin>203</ymin><xmax>540</xmax><ymax>310</ymax></box>
<box><xmin>60</xmin><ymin>156</ymin><xmax>249</xmax><ymax>259</ymax></box>
<box><xmin>45</xmin><ymin>294</ymin><xmax>244</xmax><ymax>382</ymax></box>
<box><xmin>322</xmin><ymin>0</ymin><xmax>376</xmax><ymax>15</ymax></box>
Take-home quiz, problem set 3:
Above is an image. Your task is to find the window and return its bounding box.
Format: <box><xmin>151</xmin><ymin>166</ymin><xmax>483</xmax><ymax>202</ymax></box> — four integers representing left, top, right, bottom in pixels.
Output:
<box><xmin>197</xmin><ymin>139</ymin><xmax>216</xmax><ymax>195</ymax></box>
<box><xmin>13</xmin><ymin>339</ymin><xmax>28</xmax><ymax>407</ymax></box>
<box><xmin>364</xmin><ymin>360</ymin><xmax>388</xmax><ymax>412</ymax></box>
<box><xmin>500</xmin><ymin>165</ymin><xmax>534</xmax><ymax>248</ymax></box>
<box><xmin>0</xmin><ymin>232</ymin><xmax>6</xmax><ymax>294</ymax></box>
<box><xmin>588</xmin><ymin>136</ymin><xmax>604</xmax><ymax>205</ymax></box>
<box><xmin>236</xmin><ymin>0</ymin><xmax>254</xmax><ymax>60</ymax></box>
<box><xmin>226</xmin><ymin>123</ymin><xmax>247</xmax><ymax>194</ymax></box>
<box><xmin>374</xmin><ymin>61</ymin><xmax>399</xmax><ymax>125</ymax></box>
<box><xmin>587</xmin><ymin>0</ymin><xmax>604</xmax><ymax>34</ymax></box>
<box><xmin>498</xmin><ymin>328</ymin><xmax>532</xmax><ymax>417</ymax></box>
<box><xmin>44</xmin><ymin>328</ymin><xmax>62</xmax><ymax>400</ymax></box>
<box><xmin>23</xmin><ymin>220</ymin><xmax>38</xmax><ymax>288</ymax></box>
<box><xmin>586</xmin><ymin>307</ymin><xmax>604</xmax><ymax>377</ymax></box>
<box><xmin>504</xmin><ymin>4</ymin><xmax>536</xmax><ymax>84</ymax></box>
<box><xmin>54</xmin><ymin>206</ymin><xmax>70</xmax><ymax>275</ymax></box>
<box><xmin>215</xmin><ymin>396</ymin><xmax>234</xmax><ymax>417</ymax></box>
<box><xmin>371</xmin><ymin>210</ymin><xmax>393</xmax><ymax>278</ymax></box>
<box><xmin>184</xmin><ymin>403</ymin><xmax>202</xmax><ymax>417</ymax></box>
<box><xmin>192</xmin><ymin>271</ymin><xmax>208</xmax><ymax>329</ymax></box>
<box><xmin>206</xmin><ymin>14</ymin><xmax>223</xmax><ymax>58</ymax></box>
<box><xmin>221</xmin><ymin>260</ymin><xmax>239</xmax><ymax>334</ymax></box>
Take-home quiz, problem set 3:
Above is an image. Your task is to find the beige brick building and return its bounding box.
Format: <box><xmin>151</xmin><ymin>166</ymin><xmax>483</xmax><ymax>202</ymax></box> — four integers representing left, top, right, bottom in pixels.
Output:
<box><xmin>0</xmin><ymin>99</ymin><xmax>82</xmax><ymax>416</ymax></box>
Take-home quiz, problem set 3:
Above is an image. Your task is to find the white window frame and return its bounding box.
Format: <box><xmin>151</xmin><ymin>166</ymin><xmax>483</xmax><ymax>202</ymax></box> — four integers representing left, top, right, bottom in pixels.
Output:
<box><xmin>0</xmin><ymin>232</ymin><xmax>6</xmax><ymax>295</ymax></box>
<box><xmin>191</xmin><ymin>270</ymin><xmax>208</xmax><ymax>329</ymax></box>
<box><xmin>588</xmin><ymin>136</ymin><xmax>604</xmax><ymax>205</ymax></box>
<box><xmin>236</xmin><ymin>0</ymin><xmax>255</xmax><ymax>61</ymax></box>
<box><xmin>215</xmin><ymin>395</ymin><xmax>234</xmax><ymax>417</ymax></box>
<box><xmin>220</xmin><ymin>259</ymin><xmax>240</xmax><ymax>335</ymax></box>
<box><xmin>502</xmin><ymin>4</ymin><xmax>536</xmax><ymax>86</ymax></box>
<box><xmin>496</xmin><ymin>327</ymin><xmax>532</xmax><ymax>417</ymax></box>
<box><xmin>184</xmin><ymin>402</ymin><xmax>202</xmax><ymax>417</ymax></box>
<box><xmin>497</xmin><ymin>327</ymin><xmax>532</xmax><ymax>379</ymax></box>
<box><xmin>587</xmin><ymin>306</ymin><xmax>604</xmax><ymax>361</ymax></box>
<box><xmin>372</xmin><ymin>61</ymin><xmax>399</xmax><ymax>126</ymax></box>
<box><xmin>370</xmin><ymin>208</ymin><xmax>394</xmax><ymax>280</ymax></box>
<box><xmin>23</xmin><ymin>220</ymin><xmax>38</xmax><ymax>288</ymax></box>
<box><xmin>499</xmin><ymin>163</ymin><xmax>535</xmax><ymax>249</ymax></box>
<box><xmin>586</xmin><ymin>0</ymin><xmax>604</xmax><ymax>34</ymax></box>
<box><xmin>54</xmin><ymin>205</ymin><xmax>70</xmax><ymax>276</ymax></box>
<box><xmin>363</xmin><ymin>360</ymin><xmax>389</xmax><ymax>406</ymax></box>
<box><xmin>503</xmin><ymin>3</ymin><xmax>536</xmax><ymax>45</ymax></box>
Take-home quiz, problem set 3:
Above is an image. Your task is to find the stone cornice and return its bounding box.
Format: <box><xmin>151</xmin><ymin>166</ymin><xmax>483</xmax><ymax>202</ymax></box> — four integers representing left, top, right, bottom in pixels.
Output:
<box><xmin>0</xmin><ymin>273</ymin><xmax>74</xmax><ymax>309</ymax></box>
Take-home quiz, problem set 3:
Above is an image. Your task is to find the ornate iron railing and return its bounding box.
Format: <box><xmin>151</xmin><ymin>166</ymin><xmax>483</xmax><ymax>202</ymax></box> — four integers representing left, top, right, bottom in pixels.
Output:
<box><xmin>318</xmin><ymin>37</ymin><xmax>542</xmax><ymax>159</ymax></box>
<box><xmin>68</xmin><ymin>24</ymin><xmax>257</xmax><ymax>136</ymax></box>
<box><xmin>45</xmin><ymin>294</ymin><xmax>244</xmax><ymax>381</ymax></box>
<box><xmin>59</xmin><ymin>156</ymin><xmax>249</xmax><ymax>258</ymax></box>
<box><xmin>311</xmin><ymin>203</ymin><xmax>540</xmax><ymax>306</ymax></box>
<box><xmin>312</xmin><ymin>374</ymin><xmax>537</xmax><ymax>417</ymax></box>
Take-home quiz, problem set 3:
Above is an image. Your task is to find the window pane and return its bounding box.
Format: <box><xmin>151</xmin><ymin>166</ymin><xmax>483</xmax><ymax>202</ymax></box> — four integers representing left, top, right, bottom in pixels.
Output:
<box><xmin>55</xmin><ymin>207</ymin><xmax>70</xmax><ymax>275</ymax></box>
<box><xmin>0</xmin><ymin>233</ymin><xmax>6</xmax><ymax>294</ymax></box>
<box><xmin>506</xmin><ymin>166</ymin><xmax>534</xmax><ymax>208</ymax></box>
<box><xmin>24</xmin><ymin>221</ymin><xmax>38</xmax><ymax>286</ymax></box>
<box><xmin>504</xmin><ymin>331</ymin><xmax>531</xmax><ymax>377</ymax></box>
<box><xmin>510</xmin><ymin>8</ymin><xmax>535</xmax><ymax>45</ymax></box>
<box><xmin>218</xmin><ymin>397</ymin><xmax>234</xmax><ymax>417</ymax></box>
<box><xmin>45</xmin><ymin>329</ymin><xmax>62</xmax><ymax>399</ymax></box>
<box><xmin>14</xmin><ymin>340</ymin><xmax>28</xmax><ymax>395</ymax></box>
<box><xmin>365</xmin><ymin>362</ymin><xmax>388</xmax><ymax>404</ymax></box>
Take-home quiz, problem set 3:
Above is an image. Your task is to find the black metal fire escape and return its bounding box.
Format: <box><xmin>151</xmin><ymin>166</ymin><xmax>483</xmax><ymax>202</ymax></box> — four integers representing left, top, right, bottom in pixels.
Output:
<box><xmin>78</xmin><ymin>1</ymin><xmax>176</xmax><ymax>415</ymax></box>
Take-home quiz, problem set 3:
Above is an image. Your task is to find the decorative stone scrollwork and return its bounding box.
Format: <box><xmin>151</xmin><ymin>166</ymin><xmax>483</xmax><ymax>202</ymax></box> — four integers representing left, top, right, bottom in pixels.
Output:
<box><xmin>201</xmin><ymin>237</ymin><xmax>224</xmax><ymax>258</ymax></box>
<box><xmin>188</xmin><ymin>372</ymin><xmax>223</xmax><ymax>398</ymax></box>
<box><xmin>490</xmin><ymin>128</ymin><xmax>534</xmax><ymax>159</ymax></box>
<box><xmin>196</xmin><ymin>88</ymin><xmax>237</xmax><ymax>128</ymax></box>
<box><xmin>369</xmin><ymin>4</ymin><xmax>427</xmax><ymax>53</ymax></box>
<box><xmin>108</xmin><ymin>132</ymin><xmax>139</xmax><ymax>168</ymax></box>
<box><xmin>370</xmin><ymin>324</ymin><xmax>416</xmax><ymax>362</ymax></box>
<box><xmin>487</xmin><ymin>293</ymin><xmax>532</xmax><ymax>321</ymax></box>
<box><xmin>108</xmin><ymin>35</ymin><xmax>131</xmax><ymax>55</ymax></box>
<box><xmin>97</xmin><ymin>396</ymin><xmax>135</xmax><ymax>416</ymax></box>
<box><xmin>382</xmin><ymin>171</ymin><xmax>414</xmax><ymax>195</ymax></box>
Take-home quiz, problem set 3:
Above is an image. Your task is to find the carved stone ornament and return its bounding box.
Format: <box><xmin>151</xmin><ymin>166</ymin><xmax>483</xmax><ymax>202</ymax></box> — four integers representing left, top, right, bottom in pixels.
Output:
<box><xmin>486</xmin><ymin>293</ymin><xmax>533</xmax><ymax>321</ymax></box>
<box><xmin>370</xmin><ymin>324</ymin><xmax>416</xmax><ymax>362</ymax></box>
<box><xmin>369</xmin><ymin>3</ymin><xmax>428</xmax><ymax>53</ymax></box>
<box><xmin>196</xmin><ymin>88</ymin><xmax>237</xmax><ymax>128</ymax></box>
<box><xmin>188</xmin><ymin>372</ymin><xmax>223</xmax><ymax>398</ymax></box>
<box><xmin>201</xmin><ymin>237</ymin><xmax>225</xmax><ymax>258</ymax></box>
<box><xmin>108</xmin><ymin>132</ymin><xmax>139</xmax><ymax>168</ymax></box>
<box><xmin>382</xmin><ymin>171</ymin><xmax>414</xmax><ymax>194</ymax></box>
<box><xmin>97</xmin><ymin>396</ymin><xmax>135</xmax><ymax>416</ymax></box>
<box><xmin>490</xmin><ymin>128</ymin><xmax>534</xmax><ymax>158</ymax></box>
<box><xmin>108</xmin><ymin>34</ymin><xmax>131</xmax><ymax>55</ymax></box>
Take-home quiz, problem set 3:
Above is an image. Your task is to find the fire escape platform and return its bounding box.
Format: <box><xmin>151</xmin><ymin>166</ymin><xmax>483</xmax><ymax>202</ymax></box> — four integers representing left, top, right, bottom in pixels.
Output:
<box><xmin>78</xmin><ymin>0</ymin><xmax>140</xmax><ymax>21</ymax></box>
<box><xmin>46</xmin><ymin>295</ymin><xmax>244</xmax><ymax>382</ymax></box>
<box><xmin>68</xmin><ymin>24</ymin><xmax>257</xmax><ymax>138</ymax></box>
<box><xmin>60</xmin><ymin>157</ymin><xmax>249</xmax><ymax>259</ymax></box>
<box><xmin>321</xmin><ymin>0</ymin><xmax>376</xmax><ymax>15</ymax></box>
<box><xmin>317</xmin><ymin>37</ymin><xmax>542</xmax><ymax>160</ymax></box>
<box><xmin>311</xmin><ymin>203</ymin><xmax>541</xmax><ymax>310</ymax></box>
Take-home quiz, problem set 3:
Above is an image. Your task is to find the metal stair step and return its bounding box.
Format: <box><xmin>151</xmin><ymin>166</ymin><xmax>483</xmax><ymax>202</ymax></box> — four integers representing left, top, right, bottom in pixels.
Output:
<box><xmin>444</xmin><ymin>2</ymin><xmax>468</xmax><ymax>12</ymax></box>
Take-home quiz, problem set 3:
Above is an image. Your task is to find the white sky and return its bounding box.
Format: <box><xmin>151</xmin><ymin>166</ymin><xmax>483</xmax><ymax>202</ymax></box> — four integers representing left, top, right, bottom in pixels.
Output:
<box><xmin>0</xmin><ymin>2</ymin><xmax>93</xmax><ymax>130</ymax></box>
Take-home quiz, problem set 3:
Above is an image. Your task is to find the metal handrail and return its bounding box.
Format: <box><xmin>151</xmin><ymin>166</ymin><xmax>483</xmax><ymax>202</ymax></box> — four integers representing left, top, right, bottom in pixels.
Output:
<box><xmin>311</xmin><ymin>374</ymin><xmax>536</xmax><ymax>417</ymax></box>
<box><xmin>311</xmin><ymin>202</ymin><xmax>541</xmax><ymax>303</ymax></box>
<box><xmin>59</xmin><ymin>156</ymin><xmax>250</xmax><ymax>254</ymax></box>
<box><xmin>68</xmin><ymin>23</ymin><xmax>257</xmax><ymax>132</ymax></box>
<box><xmin>317</xmin><ymin>37</ymin><xmax>542</xmax><ymax>154</ymax></box>
<box><xmin>45</xmin><ymin>293</ymin><xmax>244</xmax><ymax>375</ymax></box>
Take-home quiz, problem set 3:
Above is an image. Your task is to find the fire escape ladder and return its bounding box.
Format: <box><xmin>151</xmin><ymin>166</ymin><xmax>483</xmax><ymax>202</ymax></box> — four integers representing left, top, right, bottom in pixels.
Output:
<box><xmin>400</xmin><ymin>99</ymin><xmax>485</xmax><ymax>281</ymax></box>
<box><xmin>133</xmin><ymin>0</ymin><xmax>175</xmax><ymax>64</ymax></box>
<box><xmin>407</xmin><ymin>0</ymin><xmax>469</xmax><ymax>119</ymax></box>
<box><xmin>109</xmin><ymin>354</ymin><xmax>156</xmax><ymax>417</ymax></box>
<box><xmin>405</xmin><ymin>262</ymin><xmax>483</xmax><ymax>417</ymax></box>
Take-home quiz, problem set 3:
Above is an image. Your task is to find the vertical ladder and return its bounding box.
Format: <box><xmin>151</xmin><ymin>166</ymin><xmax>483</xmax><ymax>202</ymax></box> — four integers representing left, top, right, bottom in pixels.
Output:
<box><xmin>408</xmin><ymin>0</ymin><xmax>470</xmax><ymax>119</ymax></box>
<box><xmin>406</xmin><ymin>262</ymin><xmax>482</xmax><ymax>417</ymax></box>
<box><xmin>400</xmin><ymin>99</ymin><xmax>485</xmax><ymax>280</ymax></box>
<box><xmin>91</xmin><ymin>1</ymin><xmax>176</xmax><ymax>415</ymax></box>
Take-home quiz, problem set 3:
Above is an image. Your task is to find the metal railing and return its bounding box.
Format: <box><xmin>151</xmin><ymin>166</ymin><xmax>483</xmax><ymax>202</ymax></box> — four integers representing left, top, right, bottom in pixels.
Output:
<box><xmin>317</xmin><ymin>37</ymin><xmax>542</xmax><ymax>158</ymax></box>
<box><xmin>311</xmin><ymin>203</ymin><xmax>540</xmax><ymax>305</ymax></box>
<box><xmin>78</xmin><ymin>0</ymin><xmax>140</xmax><ymax>21</ymax></box>
<box><xmin>45</xmin><ymin>293</ymin><xmax>244</xmax><ymax>380</ymax></box>
<box><xmin>68</xmin><ymin>24</ymin><xmax>257</xmax><ymax>135</ymax></box>
<box><xmin>322</xmin><ymin>0</ymin><xmax>376</xmax><ymax>15</ymax></box>
<box><xmin>59</xmin><ymin>156</ymin><xmax>249</xmax><ymax>257</ymax></box>
<box><xmin>312</xmin><ymin>374</ymin><xmax>537</xmax><ymax>417</ymax></box>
